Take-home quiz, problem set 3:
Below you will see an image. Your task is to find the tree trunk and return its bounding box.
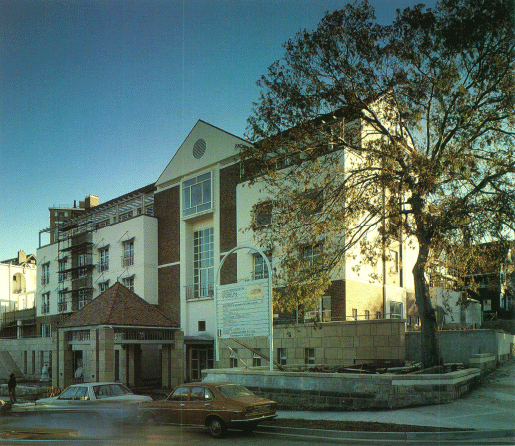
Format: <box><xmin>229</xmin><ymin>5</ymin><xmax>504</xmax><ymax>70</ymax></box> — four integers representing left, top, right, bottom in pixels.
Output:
<box><xmin>413</xmin><ymin>239</ymin><xmax>443</xmax><ymax>368</ymax></box>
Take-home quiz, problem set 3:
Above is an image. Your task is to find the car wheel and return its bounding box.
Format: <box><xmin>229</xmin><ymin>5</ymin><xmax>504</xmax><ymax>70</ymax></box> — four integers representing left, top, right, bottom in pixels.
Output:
<box><xmin>207</xmin><ymin>417</ymin><xmax>226</xmax><ymax>438</ymax></box>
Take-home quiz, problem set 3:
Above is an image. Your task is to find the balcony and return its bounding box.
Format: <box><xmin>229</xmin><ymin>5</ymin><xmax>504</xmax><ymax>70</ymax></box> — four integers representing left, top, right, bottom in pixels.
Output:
<box><xmin>185</xmin><ymin>283</ymin><xmax>214</xmax><ymax>300</ymax></box>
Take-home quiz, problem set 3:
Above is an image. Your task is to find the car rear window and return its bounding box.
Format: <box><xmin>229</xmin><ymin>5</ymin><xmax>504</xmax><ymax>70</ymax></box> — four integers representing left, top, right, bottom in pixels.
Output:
<box><xmin>217</xmin><ymin>384</ymin><xmax>254</xmax><ymax>398</ymax></box>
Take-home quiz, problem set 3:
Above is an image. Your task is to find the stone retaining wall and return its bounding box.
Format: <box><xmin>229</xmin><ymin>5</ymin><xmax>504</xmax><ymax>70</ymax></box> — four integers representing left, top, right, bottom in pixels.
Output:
<box><xmin>202</xmin><ymin>367</ymin><xmax>481</xmax><ymax>410</ymax></box>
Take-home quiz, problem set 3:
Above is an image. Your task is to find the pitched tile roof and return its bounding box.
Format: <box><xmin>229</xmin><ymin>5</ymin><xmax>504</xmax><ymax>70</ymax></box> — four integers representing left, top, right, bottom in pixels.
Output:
<box><xmin>59</xmin><ymin>282</ymin><xmax>178</xmax><ymax>328</ymax></box>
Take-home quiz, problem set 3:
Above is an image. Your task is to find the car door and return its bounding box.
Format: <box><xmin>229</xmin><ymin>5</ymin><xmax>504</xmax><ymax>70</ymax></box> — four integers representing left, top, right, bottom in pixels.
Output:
<box><xmin>153</xmin><ymin>386</ymin><xmax>190</xmax><ymax>424</ymax></box>
<box><xmin>188</xmin><ymin>386</ymin><xmax>213</xmax><ymax>426</ymax></box>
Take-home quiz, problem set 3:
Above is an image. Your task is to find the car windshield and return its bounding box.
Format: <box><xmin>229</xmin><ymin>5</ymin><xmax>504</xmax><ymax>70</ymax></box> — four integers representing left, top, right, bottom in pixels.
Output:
<box><xmin>217</xmin><ymin>384</ymin><xmax>254</xmax><ymax>398</ymax></box>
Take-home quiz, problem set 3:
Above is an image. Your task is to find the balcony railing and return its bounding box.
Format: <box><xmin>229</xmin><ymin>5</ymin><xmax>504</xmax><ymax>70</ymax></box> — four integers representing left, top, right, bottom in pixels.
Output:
<box><xmin>185</xmin><ymin>283</ymin><xmax>214</xmax><ymax>300</ymax></box>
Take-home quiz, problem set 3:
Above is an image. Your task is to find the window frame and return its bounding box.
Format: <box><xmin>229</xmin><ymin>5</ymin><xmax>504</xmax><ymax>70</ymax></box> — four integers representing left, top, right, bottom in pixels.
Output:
<box><xmin>182</xmin><ymin>171</ymin><xmax>213</xmax><ymax>218</ymax></box>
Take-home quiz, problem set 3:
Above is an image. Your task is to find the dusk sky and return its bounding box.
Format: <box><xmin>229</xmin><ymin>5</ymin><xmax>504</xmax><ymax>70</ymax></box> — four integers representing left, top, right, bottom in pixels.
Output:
<box><xmin>0</xmin><ymin>0</ymin><xmax>437</xmax><ymax>261</ymax></box>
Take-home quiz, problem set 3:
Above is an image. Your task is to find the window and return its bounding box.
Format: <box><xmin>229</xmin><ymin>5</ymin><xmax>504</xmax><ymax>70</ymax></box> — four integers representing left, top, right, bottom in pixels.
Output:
<box><xmin>302</xmin><ymin>243</ymin><xmax>322</xmax><ymax>266</ymax></box>
<box><xmin>58</xmin><ymin>258</ymin><xmax>67</xmax><ymax>282</ymax></box>
<box><xmin>42</xmin><ymin>292</ymin><xmax>50</xmax><ymax>314</ymax></box>
<box><xmin>364</xmin><ymin>310</ymin><xmax>370</xmax><ymax>320</ymax></box>
<box><xmin>122</xmin><ymin>240</ymin><xmax>134</xmax><ymax>267</ymax></box>
<box><xmin>95</xmin><ymin>219</ymin><xmax>109</xmax><ymax>229</ymax></box>
<box><xmin>321</xmin><ymin>296</ymin><xmax>331</xmax><ymax>322</ymax></box>
<box><xmin>390</xmin><ymin>250</ymin><xmax>399</xmax><ymax>273</ymax></box>
<box><xmin>193</xmin><ymin>228</ymin><xmax>214</xmax><ymax>298</ymax></box>
<box><xmin>122</xmin><ymin>276</ymin><xmax>134</xmax><ymax>291</ymax></box>
<box><xmin>253</xmin><ymin>349</ymin><xmax>262</xmax><ymax>367</ymax></box>
<box><xmin>198</xmin><ymin>320</ymin><xmax>206</xmax><ymax>332</ymax></box>
<box><xmin>78</xmin><ymin>254</ymin><xmax>88</xmax><ymax>277</ymax></box>
<box><xmin>58</xmin><ymin>290</ymin><xmax>67</xmax><ymax>312</ymax></box>
<box><xmin>376</xmin><ymin>311</ymin><xmax>382</xmax><ymax>319</ymax></box>
<box><xmin>99</xmin><ymin>281</ymin><xmax>109</xmax><ymax>293</ymax></box>
<box><xmin>483</xmin><ymin>299</ymin><xmax>492</xmax><ymax>311</ymax></box>
<box><xmin>301</xmin><ymin>190</ymin><xmax>323</xmax><ymax>216</ymax></box>
<box><xmin>41</xmin><ymin>324</ymin><xmax>51</xmax><ymax>338</ymax></box>
<box><xmin>78</xmin><ymin>289</ymin><xmax>89</xmax><ymax>309</ymax></box>
<box><xmin>277</xmin><ymin>348</ymin><xmax>287</xmax><ymax>366</ymax></box>
<box><xmin>252</xmin><ymin>201</ymin><xmax>272</xmax><ymax>229</ymax></box>
<box><xmin>352</xmin><ymin>308</ymin><xmax>358</xmax><ymax>320</ymax></box>
<box><xmin>41</xmin><ymin>263</ymin><xmax>50</xmax><ymax>286</ymax></box>
<box><xmin>182</xmin><ymin>172</ymin><xmax>212</xmax><ymax>217</ymax></box>
<box><xmin>99</xmin><ymin>247</ymin><xmax>109</xmax><ymax>272</ymax></box>
<box><xmin>253</xmin><ymin>253</ymin><xmax>272</xmax><ymax>280</ymax></box>
<box><xmin>390</xmin><ymin>301</ymin><xmax>403</xmax><ymax>319</ymax></box>
<box><xmin>304</xmin><ymin>348</ymin><xmax>315</xmax><ymax>365</ymax></box>
<box><xmin>229</xmin><ymin>348</ymin><xmax>238</xmax><ymax>368</ymax></box>
<box><xmin>119</xmin><ymin>211</ymin><xmax>132</xmax><ymax>222</ymax></box>
<box><xmin>145</xmin><ymin>205</ymin><xmax>153</xmax><ymax>215</ymax></box>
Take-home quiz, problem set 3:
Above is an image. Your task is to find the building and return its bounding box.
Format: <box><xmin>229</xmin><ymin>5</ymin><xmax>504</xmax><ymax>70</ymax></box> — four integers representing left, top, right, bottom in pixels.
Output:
<box><xmin>0</xmin><ymin>250</ymin><xmax>37</xmax><ymax>339</ymax></box>
<box><xmin>154</xmin><ymin>119</ymin><xmax>415</xmax><ymax>379</ymax></box>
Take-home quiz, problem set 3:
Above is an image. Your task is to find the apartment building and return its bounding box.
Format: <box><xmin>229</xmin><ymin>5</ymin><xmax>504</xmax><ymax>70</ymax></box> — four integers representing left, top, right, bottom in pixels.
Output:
<box><xmin>37</xmin><ymin>185</ymin><xmax>157</xmax><ymax>328</ymax></box>
<box><xmin>155</xmin><ymin>119</ymin><xmax>415</xmax><ymax>379</ymax></box>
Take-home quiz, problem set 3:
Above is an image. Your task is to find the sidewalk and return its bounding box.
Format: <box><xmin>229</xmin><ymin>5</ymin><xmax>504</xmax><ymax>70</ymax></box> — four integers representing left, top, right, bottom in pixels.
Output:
<box><xmin>277</xmin><ymin>359</ymin><xmax>515</xmax><ymax>432</ymax></box>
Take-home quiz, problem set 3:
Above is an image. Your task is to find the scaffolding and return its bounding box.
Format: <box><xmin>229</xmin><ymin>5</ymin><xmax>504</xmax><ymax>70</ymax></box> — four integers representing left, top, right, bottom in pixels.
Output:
<box><xmin>38</xmin><ymin>185</ymin><xmax>155</xmax><ymax>316</ymax></box>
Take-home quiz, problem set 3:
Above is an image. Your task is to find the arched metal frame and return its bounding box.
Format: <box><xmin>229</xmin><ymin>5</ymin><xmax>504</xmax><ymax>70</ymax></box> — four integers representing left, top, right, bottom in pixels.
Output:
<box><xmin>215</xmin><ymin>245</ymin><xmax>273</xmax><ymax>372</ymax></box>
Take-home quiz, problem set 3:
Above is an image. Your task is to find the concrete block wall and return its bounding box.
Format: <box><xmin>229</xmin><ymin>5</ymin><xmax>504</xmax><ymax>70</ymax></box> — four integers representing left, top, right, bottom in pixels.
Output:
<box><xmin>0</xmin><ymin>337</ymin><xmax>53</xmax><ymax>381</ymax></box>
<box><xmin>406</xmin><ymin>329</ymin><xmax>515</xmax><ymax>365</ymax></box>
<box><xmin>202</xmin><ymin>367</ymin><xmax>481</xmax><ymax>410</ymax></box>
<box><xmin>217</xmin><ymin>319</ymin><xmax>406</xmax><ymax>369</ymax></box>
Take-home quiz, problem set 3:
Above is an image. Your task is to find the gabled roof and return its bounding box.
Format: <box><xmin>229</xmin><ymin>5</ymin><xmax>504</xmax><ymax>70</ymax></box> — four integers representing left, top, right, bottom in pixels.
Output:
<box><xmin>59</xmin><ymin>282</ymin><xmax>178</xmax><ymax>329</ymax></box>
<box><xmin>155</xmin><ymin>120</ymin><xmax>251</xmax><ymax>188</ymax></box>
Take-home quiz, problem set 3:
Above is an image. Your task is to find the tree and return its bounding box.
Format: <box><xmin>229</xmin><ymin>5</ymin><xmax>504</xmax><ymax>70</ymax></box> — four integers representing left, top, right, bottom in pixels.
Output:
<box><xmin>240</xmin><ymin>0</ymin><xmax>515</xmax><ymax>368</ymax></box>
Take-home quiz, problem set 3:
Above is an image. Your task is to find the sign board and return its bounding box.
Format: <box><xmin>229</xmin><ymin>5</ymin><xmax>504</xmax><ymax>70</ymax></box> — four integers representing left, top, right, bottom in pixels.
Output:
<box><xmin>217</xmin><ymin>280</ymin><xmax>270</xmax><ymax>339</ymax></box>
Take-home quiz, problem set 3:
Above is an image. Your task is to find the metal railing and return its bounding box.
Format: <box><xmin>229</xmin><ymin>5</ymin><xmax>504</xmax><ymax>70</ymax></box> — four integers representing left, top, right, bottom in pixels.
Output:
<box><xmin>185</xmin><ymin>283</ymin><xmax>214</xmax><ymax>300</ymax></box>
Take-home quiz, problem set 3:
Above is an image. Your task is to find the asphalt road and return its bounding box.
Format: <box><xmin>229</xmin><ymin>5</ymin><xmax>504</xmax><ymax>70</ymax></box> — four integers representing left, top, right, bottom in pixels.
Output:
<box><xmin>0</xmin><ymin>423</ymin><xmax>514</xmax><ymax>446</ymax></box>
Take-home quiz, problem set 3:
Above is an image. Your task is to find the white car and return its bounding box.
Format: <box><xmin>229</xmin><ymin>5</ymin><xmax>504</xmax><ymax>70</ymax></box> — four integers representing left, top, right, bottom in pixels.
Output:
<box><xmin>35</xmin><ymin>382</ymin><xmax>152</xmax><ymax>406</ymax></box>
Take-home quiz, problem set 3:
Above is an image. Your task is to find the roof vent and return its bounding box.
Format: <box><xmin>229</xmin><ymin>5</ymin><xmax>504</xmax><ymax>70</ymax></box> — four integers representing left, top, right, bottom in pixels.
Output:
<box><xmin>193</xmin><ymin>139</ymin><xmax>206</xmax><ymax>159</ymax></box>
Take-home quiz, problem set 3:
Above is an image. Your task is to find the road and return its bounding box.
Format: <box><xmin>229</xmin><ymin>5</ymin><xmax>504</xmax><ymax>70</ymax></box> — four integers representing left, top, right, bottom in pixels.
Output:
<box><xmin>0</xmin><ymin>423</ymin><xmax>513</xmax><ymax>446</ymax></box>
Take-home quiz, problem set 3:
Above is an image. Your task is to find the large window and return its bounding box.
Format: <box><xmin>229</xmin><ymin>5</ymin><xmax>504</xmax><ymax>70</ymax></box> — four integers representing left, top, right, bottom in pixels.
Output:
<box><xmin>41</xmin><ymin>263</ymin><xmax>50</xmax><ymax>286</ymax></box>
<box><xmin>42</xmin><ymin>292</ymin><xmax>50</xmax><ymax>314</ymax></box>
<box><xmin>99</xmin><ymin>247</ymin><xmax>109</xmax><ymax>272</ymax></box>
<box><xmin>182</xmin><ymin>172</ymin><xmax>212</xmax><ymax>217</ymax></box>
<box><xmin>58</xmin><ymin>258</ymin><xmax>67</xmax><ymax>282</ymax></box>
<box><xmin>58</xmin><ymin>290</ymin><xmax>68</xmax><ymax>312</ymax></box>
<box><xmin>122</xmin><ymin>240</ymin><xmax>134</xmax><ymax>267</ymax></box>
<box><xmin>193</xmin><ymin>228</ymin><xmax>214</xmax><ymax>298</ymax></box>
<box><xmin>253</xmin><ymin>253</ymin><xmax>272</xmax><ymax>280</ymax></box>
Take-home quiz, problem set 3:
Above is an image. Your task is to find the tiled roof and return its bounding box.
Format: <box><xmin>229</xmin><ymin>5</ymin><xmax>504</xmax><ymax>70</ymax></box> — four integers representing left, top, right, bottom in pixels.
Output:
<box><xmin>59</xmin><ymin>282</ymin><xmax>178</xmax><ymax>328</ymax></box>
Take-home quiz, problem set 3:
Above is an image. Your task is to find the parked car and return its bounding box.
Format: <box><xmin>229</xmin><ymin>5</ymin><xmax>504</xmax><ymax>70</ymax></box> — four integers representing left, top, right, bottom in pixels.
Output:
<box><xmin>138</xmin><ymin>382</ymin><xmax>277</xmax><ymax>437</ymax></box>
<box><xmin>11</xmin><ymin>382</ymin><xmax>153</xmax><ymax>426</ymax></box>
<box><xmin>35</xmin><ymin>382</ymin><xmax>152</xmax><ymax>406</ymax></box>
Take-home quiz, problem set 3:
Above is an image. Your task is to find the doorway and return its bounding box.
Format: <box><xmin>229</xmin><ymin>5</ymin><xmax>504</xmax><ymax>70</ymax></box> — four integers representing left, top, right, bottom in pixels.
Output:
<box><xmin>188</xmin><ymin>346</ymin><xmax>213</xmax><ymax>382</ymax></box>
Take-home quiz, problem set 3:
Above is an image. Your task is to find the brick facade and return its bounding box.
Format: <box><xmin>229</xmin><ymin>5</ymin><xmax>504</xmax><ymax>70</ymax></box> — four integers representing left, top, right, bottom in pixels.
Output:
<box><xmin>158</xmin><ymin>264</ymin><xmax>180</xmax><ymax>322</ymax></box>
<box><xmin>219</xmin><ymin>164</ymin><xmax>239</xmax><ymax>253</ymax></box>
<box><xmin>155</xmin><ymin>186</ymin><xmax>180</xmax><ymax>266</ymax></box>
<box><xmin>219</xmin><ymin>163</ymin><xmax>239</xmax><ymax>285</ymax></box>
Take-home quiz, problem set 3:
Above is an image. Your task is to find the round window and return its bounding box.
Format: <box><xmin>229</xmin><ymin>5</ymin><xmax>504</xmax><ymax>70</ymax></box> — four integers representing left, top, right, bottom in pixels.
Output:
<box><xmin>193</xmin><ymin>139</ymin><xmax>207</xmax><ymax>159</ymax></box>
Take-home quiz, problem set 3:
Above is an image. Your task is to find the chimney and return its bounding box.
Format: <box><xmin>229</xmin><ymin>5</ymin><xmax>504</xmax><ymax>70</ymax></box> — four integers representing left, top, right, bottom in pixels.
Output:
<box><xmin>85</xmin><ymin>195</ymin><xmax>99</xmax><ymax>209</ymax></box>
<box><xmin>17</xmin><ymin>250</ymin><xmax>26</xmax><ymax>265</ymax></box>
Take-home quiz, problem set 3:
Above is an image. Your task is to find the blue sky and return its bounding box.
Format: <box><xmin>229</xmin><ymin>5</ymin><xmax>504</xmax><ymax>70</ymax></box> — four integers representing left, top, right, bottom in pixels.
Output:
<box><xmin>0</xmin><ymin>0</ymin><xmax>437</xmax><ymax>261</ymax></box>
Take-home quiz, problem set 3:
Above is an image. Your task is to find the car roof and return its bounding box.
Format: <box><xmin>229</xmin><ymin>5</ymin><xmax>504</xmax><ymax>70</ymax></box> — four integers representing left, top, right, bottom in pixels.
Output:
<box><xmin>66</xmin><ymin>382</ymin><xmax>127</xmax><ymax>388</ymax></box>
<box><xmin>180</xmin><ymin>382</ymin><xmax>241</xmax><ymax>387</ymax></box>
